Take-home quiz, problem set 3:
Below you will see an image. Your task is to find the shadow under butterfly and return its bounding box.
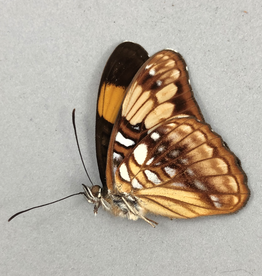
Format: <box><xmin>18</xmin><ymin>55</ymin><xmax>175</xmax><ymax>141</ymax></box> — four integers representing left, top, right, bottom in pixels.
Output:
<box><xmin>9</xmin><ymin>42</ymin><xmax>250</xmax><ymax>227</ymax></box>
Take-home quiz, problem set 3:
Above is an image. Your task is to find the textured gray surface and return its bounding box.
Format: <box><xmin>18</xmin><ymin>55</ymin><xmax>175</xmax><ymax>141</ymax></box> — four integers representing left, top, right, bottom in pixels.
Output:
<box><xmin>1</xmin><ymin>1</ymin><xmax>261</xmax><ymax>275</ymax></box>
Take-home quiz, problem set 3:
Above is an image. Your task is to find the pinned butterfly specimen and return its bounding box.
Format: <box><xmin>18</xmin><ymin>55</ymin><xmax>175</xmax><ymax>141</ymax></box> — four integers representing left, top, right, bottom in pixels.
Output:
<box><xmin>9</xmin><ymin>42</ymin><xmax>249</xmax><ymax>227</ymax></box>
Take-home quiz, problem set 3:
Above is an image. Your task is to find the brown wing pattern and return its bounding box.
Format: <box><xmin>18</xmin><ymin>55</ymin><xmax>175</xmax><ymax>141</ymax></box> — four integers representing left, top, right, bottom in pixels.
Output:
<box><xmin>106</xmin><ymin>50</ymin><xmax>204</xmax><ymax>188</ymax></box>
<box><xmin>96</xmin><ymin>42</ymin><xmax>148</xmax><ymax>187</ymax></box>
<box><xmin>114</xmin><ymin>117</ymin><xmax>249</xmax><ymax>218</ymax></box>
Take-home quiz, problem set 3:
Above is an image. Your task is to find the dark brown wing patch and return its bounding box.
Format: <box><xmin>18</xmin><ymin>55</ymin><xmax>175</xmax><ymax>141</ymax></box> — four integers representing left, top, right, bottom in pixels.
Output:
<box><xmin>96</xmin><ymin>42</ymin><xmax>148</xmax><ymax>186</ymax></box>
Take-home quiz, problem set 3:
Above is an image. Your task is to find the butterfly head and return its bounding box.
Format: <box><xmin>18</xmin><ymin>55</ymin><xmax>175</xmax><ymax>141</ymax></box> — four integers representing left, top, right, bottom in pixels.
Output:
<box><xmin>82</xmin><ymin>184</ymin><xmax>102</xmax><ymax>215</ymax></box>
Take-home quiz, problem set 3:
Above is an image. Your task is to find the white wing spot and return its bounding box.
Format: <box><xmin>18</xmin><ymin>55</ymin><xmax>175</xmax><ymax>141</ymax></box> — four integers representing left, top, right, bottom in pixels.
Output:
<box><xmin>115</xmin><ymin>132</ymin><xmax>135</xmax><ymax>147</ymax></box>
<box><xmin>113</xmin><ymin>152</ymin><xmax>122</xmax><ymax>162</ymax></box>
<box><xmin>164</xmin><ymin>167</ymin><xmax>176</xmax><ymax>177</ymax></box>
<box><xmin>210</xmin><ymin>195</ymin><xmax>222</xmax><ymax>208</ymax></box>
<box><xmin>132</xmin><ymin>125</ymin><xmax>140</xmax><ymax>131</ymax></box>
<box><xmin>145</xmin><ymin>170</ymin><xmax>161</xmax><ymax>184</ymax></box>
<box><xmin>169</xmin><ymin>149</ymin><xmax>180</xmax><ymax>158</ymax></box>
<box><xmin>151</xmin><ymin>132</ymin><xmax>160</xmax><ymax>141</ymax></box>
<box><xmin>156</xmin><ymin>80</ymin><xmax>162</xmax><ymax>86</ymax></box>
<box><xmin>213</xmin><ymin>201</ymin><xmax>222</xmax><ymax>208</ymax></box>
<box><xmin>131</xmin><ymin>178</ymin><xmax>143</xmax><ymax>189</ymax></box>
<box><xmin>146</xmin><ymin>157</ymin><xmax>154</xmax><ymax>165</ymax></box>
<box><xmin>186</xmin><ymin>168</ymin><xmax>194</xmax><ymax>176</ymax></box>
<box><xmin>180</xmin><ymin>158</ymin><xmax>188</xmax><ymax>164</ymax></box>
<box><xmin>145</xmin><ymin>64</ymin><xmax>153</xmax><ymax>69</ymax></box>
<box><xmin>119</xmin><ymin>163</ymin><xmax>130</xmax><ymax>182</ymax></box>
<box><xmin>194</xmin><ymin>180</ymin><xmax>207</xmax><ymax>191</ymax></box>
<box><xmin>170</xmin><ymin>182</ymin><xmax>186</xmax><ymax>188</ymax></box>
<box><xmin>157</xmin><ymin>145</ymin><xmax>165</xmax><ymax>153</ymax></box>
<box><xmin>133</xmin><ymin>144</ymin><xmax>148</xmax><ymax>165</ymax></box>
<box><xmin>149</xmin><ymin>69</ymin><xmax>156</xmax><ymax>76</ymax></box>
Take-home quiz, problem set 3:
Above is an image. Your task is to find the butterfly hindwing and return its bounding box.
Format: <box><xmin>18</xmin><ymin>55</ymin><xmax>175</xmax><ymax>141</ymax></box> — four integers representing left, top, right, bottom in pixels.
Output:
<box><xmin>96</xmin><ymin>42</ymin><xmax>148</xmax><ymax>186</ymax></box>
<box><xmin>114</xmin><ymin>116</ymin><xmax>248</xmax><ymax>218</ymax></box>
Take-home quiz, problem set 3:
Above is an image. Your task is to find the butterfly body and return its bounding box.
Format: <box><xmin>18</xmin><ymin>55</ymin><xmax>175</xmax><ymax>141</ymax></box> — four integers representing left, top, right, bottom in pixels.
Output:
<box><xmin>85</xmin><ymin>42</ymin><xmax>250</xmax><ymax>227</ymax></box>
<box><xmin>82</xmin><ymin>184</ymin><xmax>156</xmax><ymax>226</ymax></box>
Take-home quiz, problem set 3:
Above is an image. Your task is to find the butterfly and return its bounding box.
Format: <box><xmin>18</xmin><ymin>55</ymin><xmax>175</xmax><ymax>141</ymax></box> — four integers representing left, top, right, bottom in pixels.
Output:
<box><xmin>82</xmin><ymin>42</ymin><xmax>250</xmax><ymax>227</ymax></box>
<box><xmin>8</xmin><ymin>42</ymin><xmax>249</xmax><ymax>227</ymax></box>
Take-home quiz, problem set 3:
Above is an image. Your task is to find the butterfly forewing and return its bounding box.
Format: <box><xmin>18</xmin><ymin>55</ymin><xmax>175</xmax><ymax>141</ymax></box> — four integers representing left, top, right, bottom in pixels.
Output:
<box><xmin>96</xmin><ymin>42</ymin><xmax>148</xmax><ymax>186</ymax></box>
<box><xmin>122</xmin><ymin>50</ymin><xmax>204</xmax><ymax>124</ymax></box>
<box><xmin>113</xmin><ymin>116</ymin><xmax>248</xmax><ymax>218</ymax></box>
<box><xmin>106</xmin><ymin>50</ymin><xmax>204</xmax><ymax>188</ymax></box>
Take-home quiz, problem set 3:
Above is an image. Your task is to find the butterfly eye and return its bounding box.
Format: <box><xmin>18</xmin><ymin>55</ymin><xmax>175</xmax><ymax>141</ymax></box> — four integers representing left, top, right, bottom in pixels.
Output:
<box><xmin>91</xmin><ymin>186</ymin><xmax>102</xmax><ymax>198</ymax></box>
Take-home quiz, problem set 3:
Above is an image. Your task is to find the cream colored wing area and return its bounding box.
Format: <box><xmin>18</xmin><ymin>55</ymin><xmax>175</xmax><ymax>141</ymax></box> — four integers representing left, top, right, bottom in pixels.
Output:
<box><xmin>136</xmin><ymin>187</ymin><xmax>248</xmax><ymax>219</ymax></box>
<box><xmin>114</xmin><ymin>116</ymin><xmax>249</xmax><ymax>218</ymax></box>
<box><xmin>122</xmin><ymin>50</ymin><xmax>204</xmax><ymax>127</ymax></box>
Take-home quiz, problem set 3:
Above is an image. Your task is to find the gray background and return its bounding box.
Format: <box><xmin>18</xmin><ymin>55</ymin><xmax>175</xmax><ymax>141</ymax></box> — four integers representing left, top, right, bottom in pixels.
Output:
<box><xmin>1</xmin><ymin>1</ymin><xmax>261</xmax><ymax>275</ymax></box>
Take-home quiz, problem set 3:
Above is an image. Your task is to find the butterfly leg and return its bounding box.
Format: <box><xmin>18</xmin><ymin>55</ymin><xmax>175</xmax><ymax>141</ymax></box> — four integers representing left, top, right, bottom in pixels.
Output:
<box><xmin>93</xmin><ymin>201</ymin><xmax>101</xmax><ymax>215</ymax></box>
<box><xmin>121</xmin><ymin>197</ymin><xmax>158</xmax><ymax>228</ymax></box>
<box><xmin>143</xmin><ymin>217</ymin><xmax>158</xmax><ymax>228</ymax></box>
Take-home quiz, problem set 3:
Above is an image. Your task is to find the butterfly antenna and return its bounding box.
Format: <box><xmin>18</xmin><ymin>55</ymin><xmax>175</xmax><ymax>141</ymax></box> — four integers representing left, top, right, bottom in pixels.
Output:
<box><xmin>8</xmin><ymin>192</ymin><xmax>85</xmax><ymax>222</ymax></box>
<box><xmin>72</xmin><ymin>109</ymin><xmax>94</xmax><ymax>186</ymax></box>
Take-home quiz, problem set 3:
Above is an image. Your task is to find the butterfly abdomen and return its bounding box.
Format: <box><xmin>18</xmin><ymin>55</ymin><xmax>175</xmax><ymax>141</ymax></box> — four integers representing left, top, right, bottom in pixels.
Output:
<box><xmin>101</xmin><ymin>193</ymin><xmax>146</xmax><ymax>222</ymax></box>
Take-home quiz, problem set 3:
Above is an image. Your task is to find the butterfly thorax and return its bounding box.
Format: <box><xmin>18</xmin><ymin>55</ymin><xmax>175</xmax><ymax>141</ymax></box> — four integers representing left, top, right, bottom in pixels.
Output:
<box><xmin>82</xmin><ymin>183</ymin><xmax>141</xmax><ymax>219</ymax></box>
